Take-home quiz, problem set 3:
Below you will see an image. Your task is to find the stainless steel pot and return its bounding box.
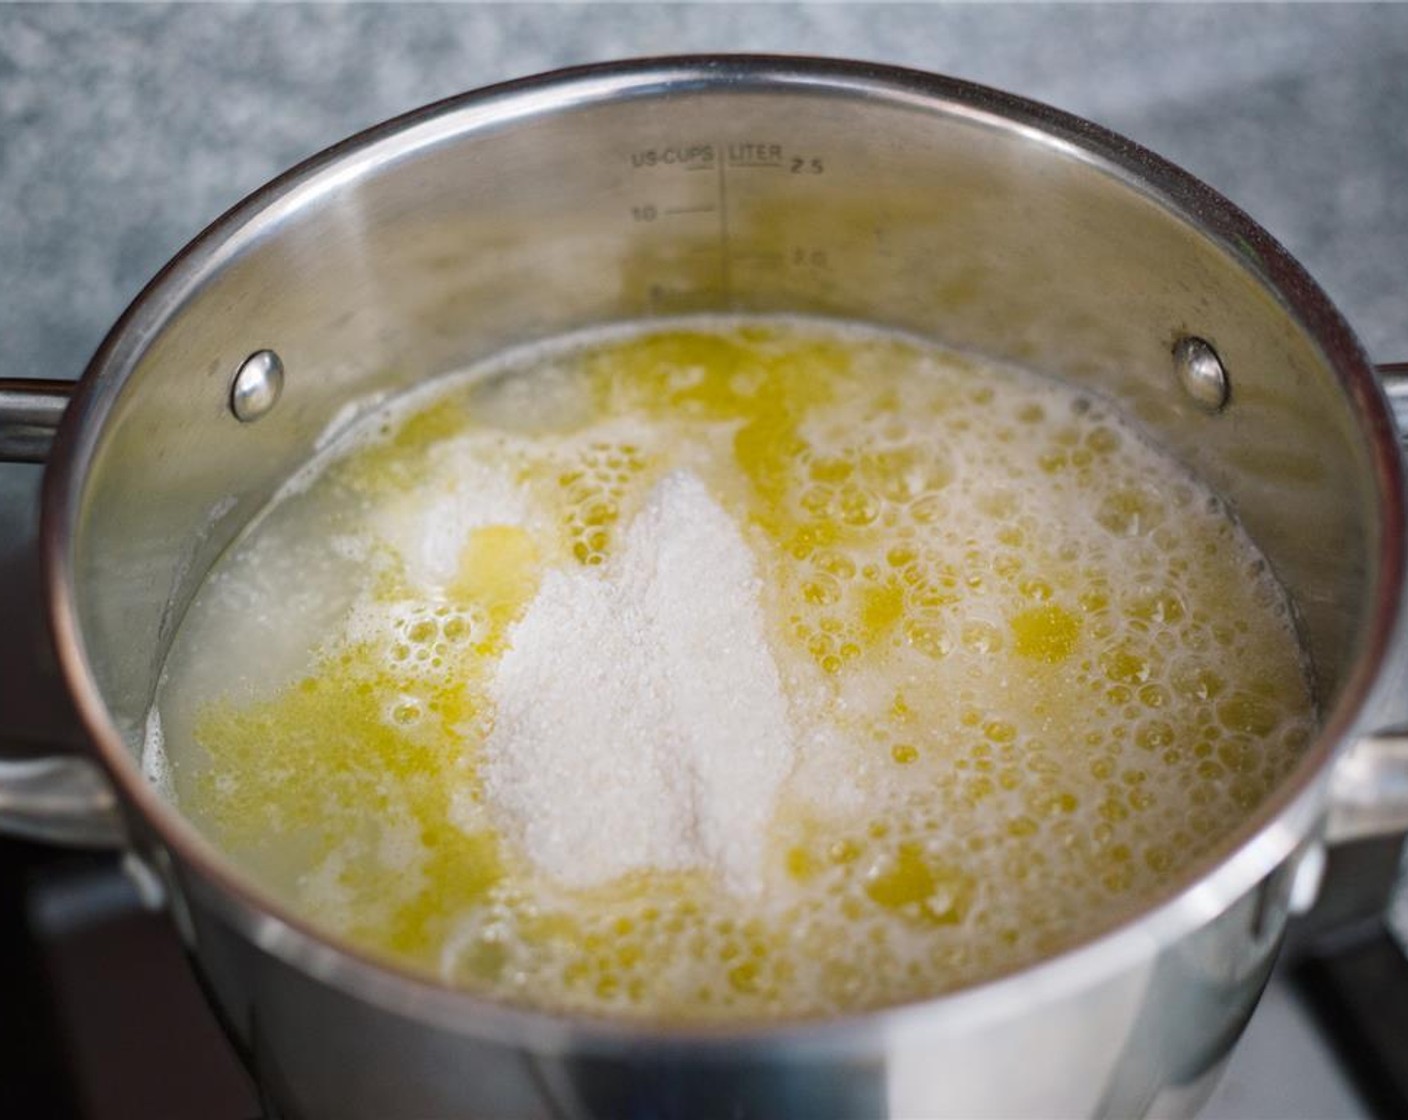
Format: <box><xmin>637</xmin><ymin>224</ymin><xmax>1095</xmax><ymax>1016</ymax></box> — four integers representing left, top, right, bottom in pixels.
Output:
<box><xmin>3</xmin><ymin>56</ymin><xmax>1408</xmax><ymax>1120</ymax></box>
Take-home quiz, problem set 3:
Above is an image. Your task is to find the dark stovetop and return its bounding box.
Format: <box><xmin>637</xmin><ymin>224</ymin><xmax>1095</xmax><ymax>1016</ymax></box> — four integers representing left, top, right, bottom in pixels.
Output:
<box><xmin>0</xmin><ymin>842</ymin><xmax>259</xmax><ymax>1118</ymax></box>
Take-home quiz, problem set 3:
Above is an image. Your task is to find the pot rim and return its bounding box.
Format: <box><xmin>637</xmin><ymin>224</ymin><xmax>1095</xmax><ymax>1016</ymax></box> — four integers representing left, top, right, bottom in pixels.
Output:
<box><xmin>39</xmin><ymin>53</ymin><xmax>1408</xmax><ymax>1048</ymax></box>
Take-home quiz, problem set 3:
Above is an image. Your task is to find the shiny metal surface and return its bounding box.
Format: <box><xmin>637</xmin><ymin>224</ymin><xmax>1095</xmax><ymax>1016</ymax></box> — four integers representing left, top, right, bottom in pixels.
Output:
<box><xmin>0</xmin><ymin>380</ymin><xmax>74</xmax><ymax>463</ymax></box>
<box><xmin>1173</xmin><ymin>337</ymin><xmax>1230</xmax><ymax>413</ymax></box>
<box><xmin>1327</xmin><ymin>736</ymin><xmax>1408</xmax><ymax>844</ymax></box>
<box><xmin>184</xmin><ymin>870</ymin><xmax>1291</xmax><ymax>1120</ymax></box>
<box><xmin>1286</xmin><ymin>842</ymin><xmax>1329</xmax><ymax>916</ymax></box>
<box><xmin>1331</xmin><ymin>360</ymin><xmax>1408</xmax><ymax>849</ymax></box>
<box><xmin>0</xmin><ymin>755</ymin><xmax>124</xmax><ymax>848</ymax></box>
<box><xmin>228</xmin><ymin>349</ymin><xmax>285</xmax><ymax>423</ymax></box>
<box><xmin>1379</xmin><ymin>363</ymin><xmax>1408</xmax><ymax>438</ymax></box>
<box><xmin>6</xmin><ymin>57</ymin><xmax>1408</xmax><ymax>1118</ymax></box>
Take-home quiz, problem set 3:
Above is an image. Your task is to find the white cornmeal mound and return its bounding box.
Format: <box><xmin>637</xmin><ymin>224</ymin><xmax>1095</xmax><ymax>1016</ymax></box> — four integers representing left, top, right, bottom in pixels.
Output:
<box><xmin>484</xmin><ymin>470</ymin><xmax>797</xmax><ymax>895</ymax></box>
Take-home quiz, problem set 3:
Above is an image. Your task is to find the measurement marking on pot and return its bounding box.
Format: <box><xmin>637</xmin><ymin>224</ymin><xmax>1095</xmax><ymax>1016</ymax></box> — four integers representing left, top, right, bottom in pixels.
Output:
<box><xmin>717</xmin><ymin>146</ymin><xmax>731</xmax><ymax>297</ymax></box>
<box><xmin>625</xmin><ymin>140</ymin><xmax>831</xmax><ymax>302</ymax></box>
<box><xmin>629</xmin><ymin>146</ymin><xmax>715</xmax><ymax>170</ymax></box>
<box><xmin>726</xmin><ymin>142</ymin><xmax>782</xmax><ymax>165</ymax></box>
<box><xmin>646</xmin><ymin>283</ymin><xmax>709</xmax><ymax>309</ymax></box>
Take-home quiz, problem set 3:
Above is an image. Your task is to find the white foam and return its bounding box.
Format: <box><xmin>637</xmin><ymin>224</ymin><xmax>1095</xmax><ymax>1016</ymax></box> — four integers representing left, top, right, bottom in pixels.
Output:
<box><xmin>141</xmin><ymin>706</ymin><xmax>173</xmax><ymax>801</ymax></box>
<box><xmin>370</xmin><ymin>438</ymin><xmax>532</xmax><ymax>591</ymax></box>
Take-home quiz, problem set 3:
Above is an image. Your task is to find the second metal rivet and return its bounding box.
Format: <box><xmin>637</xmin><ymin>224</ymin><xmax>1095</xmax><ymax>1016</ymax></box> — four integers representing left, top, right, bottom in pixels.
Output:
<box><xmin>1173</xmin><ymin>336</ymin><xmax>1229</xmax><ymax>412</ymax></box>
<box><xmin>230</xmin><ymin>349</ymin><xmax>285</xmax><ymax>422</ymax></box>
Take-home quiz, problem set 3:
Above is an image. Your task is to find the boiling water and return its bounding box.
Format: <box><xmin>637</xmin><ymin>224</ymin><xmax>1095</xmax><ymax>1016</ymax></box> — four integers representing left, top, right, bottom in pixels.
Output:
<box><xmin>150</xmin><ymin>318</ymin><xmax>1315</xmax><ymax>1020</ymax></box>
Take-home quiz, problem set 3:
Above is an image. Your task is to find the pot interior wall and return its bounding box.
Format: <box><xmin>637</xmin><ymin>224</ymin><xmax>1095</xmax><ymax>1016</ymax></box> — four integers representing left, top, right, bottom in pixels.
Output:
<box><xmin>70</xmin><ymin>72</ymin><xmax>1379</xmax><ymax>778</ymax></box>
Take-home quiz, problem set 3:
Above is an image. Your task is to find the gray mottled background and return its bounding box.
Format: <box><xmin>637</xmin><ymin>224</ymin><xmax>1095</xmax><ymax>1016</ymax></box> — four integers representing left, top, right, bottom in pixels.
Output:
<box><xmin>2</xmin><ymin>3</ymin><xmax>1405</xmax><ymax>387</ymax></box>
<box><xmin>1</xmin><ymin>5</ymin><xmax>1406</xmax><ymax>1118</ymax></box>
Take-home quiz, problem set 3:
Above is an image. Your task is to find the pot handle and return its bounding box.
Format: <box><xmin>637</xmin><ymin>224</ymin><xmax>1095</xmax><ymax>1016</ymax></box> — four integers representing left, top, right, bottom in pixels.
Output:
<box><xmin>2</xmin><ymin>378</ymin><xmax>126</xmax><ymax>847</ymax></box>
<box><xmin>1326</xmin><ymin>734</ymin><xmax>1408</xmax><ymax>843</ymax></box>
<box><xmin>0</xmin><ymin>378</ymin><xmax>74</xmax><ymax>463</ymax></box>
<box><xmin>1379</xmin><ymin>362</ymin><xmax>1408</xmax><ymax>430</ymax></box>
<box><xmin>1323</xmin><ymin>363</ymin><xmax>1408</xmax><ymax>844</ymax></box>
<box><xmin>0</xmin><ymin>751</ymin><xmax>126</xmax><ymax>848</ymax></box>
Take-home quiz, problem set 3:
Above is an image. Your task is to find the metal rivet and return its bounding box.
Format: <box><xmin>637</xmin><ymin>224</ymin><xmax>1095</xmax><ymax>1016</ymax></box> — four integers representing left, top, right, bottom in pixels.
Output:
<box><xmin>1173</xmin><ymin>336</ymin><xmax>1229</xmax><ymax>412</ymax></box>
<box><xmin>230</xmin><ymin>349</ymin><xmax>285</xmax><ymax>422</ymax></box>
